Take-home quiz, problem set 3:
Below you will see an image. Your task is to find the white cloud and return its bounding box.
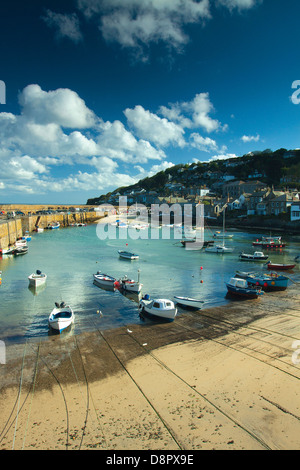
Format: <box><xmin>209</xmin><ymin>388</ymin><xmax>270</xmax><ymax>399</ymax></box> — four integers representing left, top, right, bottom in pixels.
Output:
<box><xmin>217</xmin><ymin>0</ymin><xmax>262</xmax><ymax>11</ymax></box>
<box><xmin>159</xmin><ymin>93</ymin><xmax>222</xmax><ymax>133</ymax></box>
<box><xmin>207</xmin><ymin>153</ymin><xmax>239</xmax><ymax>162</ymax></box>
<box><xmin>124</xmin><ymin>105</ymin><xmax>186</xmax><ymax>147</ymax></box>
<box><xmin>78</xmin><ymin>0</ymin><xmax>211</xmax><ymax>53</ymax></box>
<box><xmin>19</xmin><ymin>84</ymin><xmax>96</xmax><ymax>129</ymax></box>
<box><xmin>241</xmin><ymin>134</ymin><xmax>260</xmax><ymax>143</ymax></box>
<box><xmin>42</xmin><ymin>10</ymin><xmax>83</xmax><ymax>43</ymax></box>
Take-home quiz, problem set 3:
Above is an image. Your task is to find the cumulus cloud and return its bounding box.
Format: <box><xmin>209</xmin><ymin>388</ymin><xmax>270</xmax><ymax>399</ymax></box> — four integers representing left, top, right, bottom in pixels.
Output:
<box><xmin>159</xmin><ymin>93</ymin><xmax>222</xmax><ymax>133</ymax></box>
<box><xmin>19</xmin><ymin>84</ymin><xmax>96</xmax><ymax>128</ymax></box>
<box><xmin>124</xmin><ymin>105</ymin><xmax>186</xmax><ymax>147</ymax></box>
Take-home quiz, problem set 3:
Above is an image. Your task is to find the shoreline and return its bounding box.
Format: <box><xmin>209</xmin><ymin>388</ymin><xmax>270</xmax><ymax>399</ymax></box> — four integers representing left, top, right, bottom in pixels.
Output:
<box><xmin>1</xmin><ymin>282</ymin><xmax>300</xmax><ymax>450</ymax></box>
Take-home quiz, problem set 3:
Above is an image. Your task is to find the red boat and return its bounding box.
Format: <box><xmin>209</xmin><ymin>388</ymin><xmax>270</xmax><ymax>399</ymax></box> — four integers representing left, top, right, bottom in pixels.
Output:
<box><xmin>266</xmin><ymin>262</ymin><xmax>295</xmax><ymax>270</ymax></box>
<box><xmin>252</xmin><ymin>236</ymin><xmax>286</xmax><ymax>248</ymax></box>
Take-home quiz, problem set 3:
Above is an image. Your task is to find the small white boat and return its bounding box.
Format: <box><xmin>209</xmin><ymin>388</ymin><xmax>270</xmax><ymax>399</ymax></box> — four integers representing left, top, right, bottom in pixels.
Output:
<box><xmin>213</xmin><ymin>231</ymin><xmax>234</xmax><ymax>239</ymax></box>
<box><xmin>118</xmin><ymin>250</ymin><xmax>139</xmax><ymax>260</ymax></box>
<box><xmin>28</xmin><ymin>270</ymin><xmax>47</xmax><ymax>287</ymax></box>
<box><xmin>93</xmin><ymin>271</ymin><xmax>117</xmax><ymax>287</ymax></box>
<box><xmin>15</xmin><ymin>239</ymin><xmax>27</xmax><ymax>247</ymax></box>
<box><xmin>36</xmin><ymin>227</ymin><xmax>44</xmax><ymax>232</ymax></box>
<box><xmin>49</xmin><ymin>302</ymin><xmax>74</xmax><ymax>332</ymax></box>
<box><xmin>205</xmin><ymin>244</ymin><xmax>233</xmax><ymax>254</ymax></box>
<box><xmin>15</xmin><ymin>246</ymin><xmax>28</xmax><ymax>255</ymax></box>
<box><xmin>138</xmin><ymin>296</ymin><xmax>177</xmax><ymax>321</ymax></box>
<box><xmin>239</xmin><ymin>251</ymin><xmax>268</xmax><ymax>261</ymax></box>
<box><xmin>117</xmin><ymin>275</ymin><xmax>143</xmax><ymax>293</ymax></box>
<box><xmin>174</xmin><ymin>296</ymin><xmax>204</xmax><ymax>310</ymax></box>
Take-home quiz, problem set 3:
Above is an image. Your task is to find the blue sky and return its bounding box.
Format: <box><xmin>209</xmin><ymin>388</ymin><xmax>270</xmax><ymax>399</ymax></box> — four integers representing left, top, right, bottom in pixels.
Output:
<box><xmin>0</xmin><ymin>0</ymin><xmax>299</xmax><ymax>204</ymax></box>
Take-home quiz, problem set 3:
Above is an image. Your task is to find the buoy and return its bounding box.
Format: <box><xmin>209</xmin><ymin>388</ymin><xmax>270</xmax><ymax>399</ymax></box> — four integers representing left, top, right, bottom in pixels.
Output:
<box><xmin>200</xmin><ymin>266</ymin><xmax>203</xmax><ymax>270</ymax></box>
<box><xmin>200</xmin><ymin>280</ymin><xmax>203</xmax><ymax>283</ymax></box>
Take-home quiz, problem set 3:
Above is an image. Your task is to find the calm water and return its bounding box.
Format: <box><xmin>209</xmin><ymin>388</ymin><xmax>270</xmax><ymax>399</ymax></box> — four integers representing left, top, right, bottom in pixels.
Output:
<box><xmin>0</xmin><ymin>223</ymin><xmax>299</xmax><ymax>345</ymax></box>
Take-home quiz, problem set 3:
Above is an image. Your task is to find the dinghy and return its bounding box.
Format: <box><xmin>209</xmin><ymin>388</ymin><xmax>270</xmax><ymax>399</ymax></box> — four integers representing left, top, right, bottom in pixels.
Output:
<box><xmin>118</xmin><ymin>250</ymin><xmax>139</xmax><ymax>260</ymax></box>
<box><xmin>174</xmin><ymin>296</ymin><xmax>204</xmax><ymax>310</ymax></box>
<box><xmin>48</xmin><ymin>302</ymin><xmax>74</xmax><ymax>332</ymax></box>
<box><xmin>28</xmin><ymin>270</ymin><xmax>47</xmax><ymax>287</ymax></box>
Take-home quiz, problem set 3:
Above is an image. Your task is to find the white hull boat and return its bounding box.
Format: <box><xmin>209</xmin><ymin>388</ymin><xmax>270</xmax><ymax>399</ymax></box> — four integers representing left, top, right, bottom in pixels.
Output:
<box><xmin>205</xmin><ymin>244</ymin><xmax>233</xmax><ymax>253</ymax></box>
<box><xmin>93</xmin><ymin>272</ymin><xmax>117</xmax><ymax>287</ymax></box>
<box><xmin>28</xmin><ymin>270</ymin><xmax>47</xmax><ymax>287</ymax></box>
<box><xmin>117</xmin><ymin>275</ymin><xmax>143</xmax><ymax>293</ymax></box>
<box><xmin>239</xmin><ymin>251</ymin><xmax>268</xmax><ymax>261</ymax></box>
<box><xmin>213</xmin><ymin>231</ymin><xmax>234</xmax><ymax>239</ymax></box>
<box><xmin>139</xmin><ymin>296</ymin><xmax>177</xmax><ymax>321</ymax></box>
<box><xmin>174</xmin><ymin>296</ymin><xmax>204</xmax><ymax>310</ymax></box>
<box><xmin>49</xmin><ymin>303</ymin><xmax>74</xmax><ymax>332</ymax></box>
<box><xmin>118</xmin><ymin>250</ymin><xmax>139</xmax><ymax>260</ymax></box>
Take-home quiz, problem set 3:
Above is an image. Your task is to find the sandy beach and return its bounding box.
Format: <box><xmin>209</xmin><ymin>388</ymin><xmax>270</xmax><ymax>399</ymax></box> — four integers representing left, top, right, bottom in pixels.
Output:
<box><xmin>0</xmin><ymin>279</ymin><xmax>300</xmax><ymax>451</ymax></box>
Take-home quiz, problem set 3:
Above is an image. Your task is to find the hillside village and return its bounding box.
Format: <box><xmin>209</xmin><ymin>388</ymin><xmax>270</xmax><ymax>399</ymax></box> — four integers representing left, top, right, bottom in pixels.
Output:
<box><xmin>87</xmin><ymin>148</ymin><xmax>300</xmax><ymax>226</ymax></box>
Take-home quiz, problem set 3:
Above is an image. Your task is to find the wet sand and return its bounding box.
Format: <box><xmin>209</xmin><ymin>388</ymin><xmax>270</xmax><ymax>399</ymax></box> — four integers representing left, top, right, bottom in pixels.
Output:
<box><xmin>0</xmin><ymin>281</ymin><xmax>300</xmax><ymax>451</ymax></box>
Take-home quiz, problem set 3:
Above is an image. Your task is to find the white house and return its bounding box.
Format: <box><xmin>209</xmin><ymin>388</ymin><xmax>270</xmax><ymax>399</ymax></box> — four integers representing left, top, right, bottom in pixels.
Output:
<box><xmin>291</xmin><ymin>202</ymin><xmax>300</xmax><ymax>221</ymax></box>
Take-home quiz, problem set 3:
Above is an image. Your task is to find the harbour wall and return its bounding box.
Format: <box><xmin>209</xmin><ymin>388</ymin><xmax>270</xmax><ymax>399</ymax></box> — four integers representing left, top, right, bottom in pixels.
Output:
<box><xmin>0</xmin><ymin>219</ymin><xmax>23</xmax><ymax>250</ymax></box>
<box><xmin>0</xmin><ymin>211</ymin><xmax>106</xmax><ymax>250</ymax></box>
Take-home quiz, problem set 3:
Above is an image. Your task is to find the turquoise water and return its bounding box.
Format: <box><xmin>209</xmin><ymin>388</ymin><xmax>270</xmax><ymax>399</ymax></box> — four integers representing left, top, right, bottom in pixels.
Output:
<box><xmin>0</xmin><ymin>224</ymin><xmax>299</xmax><ymax>345</ymax></box>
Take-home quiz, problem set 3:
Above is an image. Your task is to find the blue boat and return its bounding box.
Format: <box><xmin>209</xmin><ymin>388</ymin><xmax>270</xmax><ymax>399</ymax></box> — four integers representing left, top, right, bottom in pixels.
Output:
<box><xmin>236</xmin><ymin>271</ymin><xmax>289</xmax><ymax>291</ymax></box>
<box><xmin>226</xmin><ymin>277</ymin><xmax>264</xmax><ymax>299</ymax></box>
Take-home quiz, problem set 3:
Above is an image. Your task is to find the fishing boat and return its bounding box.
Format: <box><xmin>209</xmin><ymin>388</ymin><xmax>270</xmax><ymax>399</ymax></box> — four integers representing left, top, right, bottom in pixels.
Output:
<box><xmin>138</xmin><ymin>295</ymin><xmax>177</xmax><ymax>321</ymax></box>
<box><xmin>252</xmin><ymin>236</ymin><xmax>286</xmax><ymax>248</ymax></box>
<box><xmin>118</xmin><ymin>250</ymin><xmax>139</xmax><ymax>260</ymax></box>
<box><xmin>265</xmin><ymin>261</ymin><xmax>296</xmax><ymax>270</ymax></box>
<box><xmin>28</xmin><ymin>270</ymin><xmax>47</xmax><ymax>287</ymax></box>
<box><xmin>93</xmin><ymin>271</ymin><xmax>117</xmax><ymax>287</ymax></box>
<box><xmin>236</xmin><ymin>271</ymin><xmax>289</xmax><ymax>291</ymax></box>
<box><xmin>48</xmin><ymin>302</ymin><xmax>74</xmax><ymax>332</ymax></box>
<box><xmin>116</xmin><ymin>275</ymin><xmax>143</xmax><ymax>293</ymax></box>
<box><xmin>174</xmin><ymin>296</ymin><xmax>204</xmax><ymax>310</ymax></box>
<box><xmin>239</xmin><ymin>251</ymin><xmax>268</xmax><ymax>261</ymax></box>
<box><xmin>226</xmin><ymin>277</ymin><xmax>264</xmax><ymax>299</ymax></box>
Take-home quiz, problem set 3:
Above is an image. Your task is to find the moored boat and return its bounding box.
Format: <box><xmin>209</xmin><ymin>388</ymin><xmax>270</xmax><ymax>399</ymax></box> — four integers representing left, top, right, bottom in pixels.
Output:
<box><xmin>226</xmin><ymin>277</ymin><xmax>264</xmax><ymax>299</ymax></box>
<box><xmin>118</xmin><ymin>250</ymin><xmax>139</xmax><ymax>260</ymax></box>
<box><xmin>174</xmin><ymin>296</ymin><xmax>204</xmax><ymax>310</ymax></box>
<box><xmin>47</xmin><ymin>222</ymin><xmax>60</xmax><ymax>229</ymax></box>
<box><xmin>266</xmin><ymin>262</ymin><xmax>296</xmax><ymax>270</ymax></box>
<box><xmin>28</xmin><ymin>270</ymin><xmax>47</xmax><ymax>287</ymax></box>
<box><xmin>116</xmin><ymin>274</ymin><xmax>143</xmax><ymax>293</ymax></box>
<box><xmin>93</xmin><ymin>271</ymin><xmax>117</xmax><ymax>287</ymax></box>
<box><xmin>138</xmin><ymin>295</ymin><xmax>177</xmax><ymax>321</ymax></box>
<box><xmin>239</xmin><ymin>251</ymin><xmax>268</xmax><ymax>261</ymax></box>
<box><xmin>252</xmin><ymin>236</ymin><xmax>286</xmax><ymax>248</ymax></box>
<box><xmin>213</xmin><ymin>230</ymin><xmax>234</xmax><ymax>239</ymax></box>
<box><xmin>14</xmin><ymin>246</ymin><xmax>28</xmax><ymax>255</ymax></box>
<box><xmin>48</xmin><ymin>302</ymin><xmax>74</xmax><ymax>332</ymax></box>
<box><xmin>238</xmin><ymin>272</ymin><xmax>289</xmax><ymax>291</ymax></box>
<box><xmin>205</xmin><ymin>244</ymin><xmax>233</xmax><ymax>253</ymax></box>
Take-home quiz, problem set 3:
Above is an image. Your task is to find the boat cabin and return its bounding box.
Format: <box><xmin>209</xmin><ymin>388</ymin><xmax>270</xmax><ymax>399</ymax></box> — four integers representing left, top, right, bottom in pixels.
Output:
<box><xmin>229</xmin><ymin>277</ymin><xmax>248</xmax><ymax>288</ymax></box>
